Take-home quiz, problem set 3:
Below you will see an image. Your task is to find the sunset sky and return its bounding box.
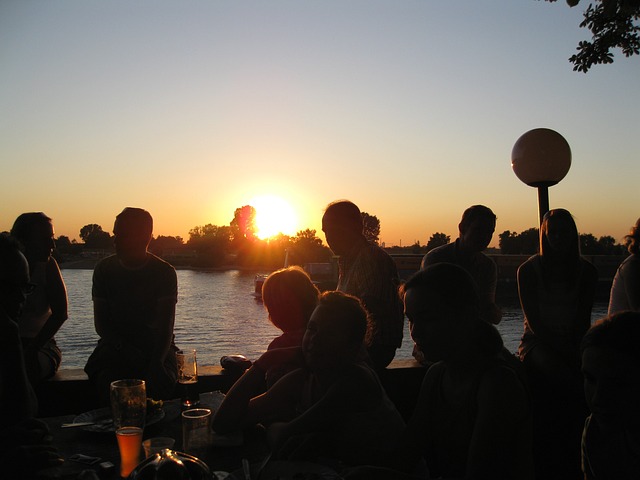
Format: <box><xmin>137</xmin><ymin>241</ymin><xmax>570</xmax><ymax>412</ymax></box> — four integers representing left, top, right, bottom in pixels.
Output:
<box><xmin>2</xmin><ymin>1</ymin><xmax>638</xmax><ymax>247</ymax></box>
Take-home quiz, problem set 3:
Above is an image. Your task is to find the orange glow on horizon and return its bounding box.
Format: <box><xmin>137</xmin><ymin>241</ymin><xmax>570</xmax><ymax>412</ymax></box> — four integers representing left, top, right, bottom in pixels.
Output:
<box><xmin>251</xmin><ymin>195</ymin><xmax>299</xmax><ymax>240</ymax></box>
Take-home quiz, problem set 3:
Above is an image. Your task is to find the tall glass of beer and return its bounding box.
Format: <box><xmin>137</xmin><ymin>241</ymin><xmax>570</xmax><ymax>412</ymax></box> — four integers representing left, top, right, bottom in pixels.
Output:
<box><xmin>110</xmin><ymin>379</ymin><xmax>146</xmax><ymax>477</ymax></box>
<box><xmin>177</xmin><ymin>349</ymin><xmax>200</xmax><ymax>408</ymax></box>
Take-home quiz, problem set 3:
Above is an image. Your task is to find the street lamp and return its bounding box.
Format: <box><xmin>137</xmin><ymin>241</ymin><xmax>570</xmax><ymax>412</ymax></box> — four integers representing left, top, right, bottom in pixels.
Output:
<box><xmin>511</xmin><ymin>128</ymin><xmax>572</xmax><ymax>225</ymax></box>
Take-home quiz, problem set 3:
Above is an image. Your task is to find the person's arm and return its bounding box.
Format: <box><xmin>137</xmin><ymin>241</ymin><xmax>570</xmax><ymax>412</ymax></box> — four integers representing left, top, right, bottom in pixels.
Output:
<box><xmin>622</xmin><ymin>256</ymin><xmax>640</xmax><ymax>312</ymax></box>
<box><xmin>484</xmin><ymin>261</ymin><xmax>502</xmax><ymax>325</ymax></box>
<box><xmin>390</xmin><ymin>364</ymin><xmax>440</xmax><ymax>473</ymax></box>
<box><xmin>212</xmin><ymin>347</ymin><xmax>303</xmax><ymax>434</ymax></box>
<box><xmin>266</xmin><ymin>366</ymin><xmax>377</xmax><ymax>455</ymax></box>
<box><xmin>148</xmin><ymin>266</ymin><xmax>178</xmax><ymax>372</ymax></box>
<box><xmin>149</xmin><ymin>297</ymin><xmax>176</xmax><ymax>363</ymax></box>
<box><xmin>465</xmin><ymin>366</ymin><xmax>531</xmax><ymax>480</ymax></box>
<box><xmin>29</xmin><ymin>258</ymin><xmax>68</xmax><ymax>352</ymax></box>
<box><xmin>517</xmin><ymin>260</ymin><xmax>552</xmax><ymax>343</ymax></box>
<box><xmin>92</xmin><ymin>263</ymin><xmax>112</xmax><ymax>340</ymax></box>
<box><xmin>572</xmin><ymin>261</ymin><xmax>598</xmax><ymax>347</ymax></box>
<box><xmin>0</xmin><ymin>312</ymin><xmax>38</xmax><ymax>426</ymax></box>
<box><xmin>93</xmin><ymin>298</ymin><xmax>111</xmax><ymax>339</ymax></box>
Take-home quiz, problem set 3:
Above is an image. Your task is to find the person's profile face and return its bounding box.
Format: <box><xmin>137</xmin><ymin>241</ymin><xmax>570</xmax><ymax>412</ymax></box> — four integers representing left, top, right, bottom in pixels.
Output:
<box><xmin>405</xmin><ymin>287</ymin><xmax>458</xmax><ymax>363</ymax></box>
<box><xmin>302</xmin><ymin>306</ymin><xmax>349</xmax><ymax>370</ymax></box>
<box><xmin>321</xmin><ymin>214</ymin><xmax>352</xmax><ymax>256</ymax></box>
<box><xmin>0</xmin><ymin>250</ymin><xmax>32</xmax><ymax>320</ymax></box>
<box><xmin>582</xmin><ymin>346</ymin><xmax>640</xmax><ymax>427</ymax></box>
<box><xmin>26</xmin><ymin>221</ymin><xmax>55</xmax><ymax>262</ymax></box>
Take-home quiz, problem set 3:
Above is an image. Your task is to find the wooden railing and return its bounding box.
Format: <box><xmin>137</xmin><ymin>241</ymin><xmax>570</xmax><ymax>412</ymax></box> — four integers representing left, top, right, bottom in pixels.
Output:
<box><xmin>35</xmin><ymin>359</ymin><xmax>427</xmax><ymax>422</ymax></box>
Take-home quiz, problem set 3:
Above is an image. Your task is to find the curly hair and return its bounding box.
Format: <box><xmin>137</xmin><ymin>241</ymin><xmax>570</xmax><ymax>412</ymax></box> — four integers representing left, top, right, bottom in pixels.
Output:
<box><xmin>624</xmin><ymin>218</ymin><xmax>640</xmax><ymax>255</ymax></box>
<box><xmin>316</xmin><ymin>290</ymin><xmax>370</xmax><ymax>348</ymax></box>
<box><xmin>581</xmin><ymin>311</ymin><xmax>640</xmax><ymax>362</ymax></box>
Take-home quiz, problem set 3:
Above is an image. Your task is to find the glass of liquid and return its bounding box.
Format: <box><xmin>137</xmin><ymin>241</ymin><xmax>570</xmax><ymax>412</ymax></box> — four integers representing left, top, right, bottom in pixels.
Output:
<box><xmin>110</xmin><ymin>379</ymin><xmax>146</xmax><ymax>477</ymax></box>
<box><xmin>176</xmin><ymin>349</ymin><xmax>200</xmax><ymax>408</ymax></box>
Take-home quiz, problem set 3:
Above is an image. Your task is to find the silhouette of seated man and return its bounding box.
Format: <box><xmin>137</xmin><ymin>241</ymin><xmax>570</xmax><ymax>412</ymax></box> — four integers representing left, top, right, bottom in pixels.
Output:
<box><xmin>581</xmin><ymin>311</ymin><xmax>640</xmax><ymax>480</ymax></box>
<box><xmin>11</xmin><ymin>212</ymin><xmax>68</xmax><ymax>385</ymax></box>
<box><xmin>322</xmin><ymin>200</ymin><xmax>404</xmax><ymax>370</ymax></box>
<box><xmin>213</xmin><ymin>291</ymin><xmax>405</xmax><ymax>470</ymax></box>
<box><xmin>421</xmin><ymin>205</ymin><xmax>501</xmax><ymax>325</ymax></box>
<box><xmin>85</xmin><ymin>207</ymin><xmax>179</xmax><ymax>403</ymax></box>
<box><xmin>0</xmin><ymin>233</ymin><xmax>64</xmax><ymax>478</ymax></box>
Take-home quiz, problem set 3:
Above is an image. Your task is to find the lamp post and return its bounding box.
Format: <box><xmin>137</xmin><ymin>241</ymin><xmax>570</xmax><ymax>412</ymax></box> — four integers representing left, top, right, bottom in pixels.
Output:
<box><xmin>511</xmin><ymin>128</ymin><xmax>572</xmax><ymax>225</ymax></box>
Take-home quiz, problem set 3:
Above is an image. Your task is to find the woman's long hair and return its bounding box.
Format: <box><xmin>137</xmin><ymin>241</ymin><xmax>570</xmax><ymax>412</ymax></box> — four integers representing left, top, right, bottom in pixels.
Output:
<box><xmin>539</xmin><ymin>209</ymin><xmax>582</xmax><ymax>284</ymax></box>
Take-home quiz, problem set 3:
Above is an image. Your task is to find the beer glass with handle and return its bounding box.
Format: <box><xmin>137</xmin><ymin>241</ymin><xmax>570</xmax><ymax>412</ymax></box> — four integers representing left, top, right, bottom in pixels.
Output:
<box><xmin>110</xmin><ymin>379</ymin><xmax>146</xmax><ymax>478</ymax></box>
<box><xmin>177</xmin><ymin>349</ymin><xmax>200</xmax><ymax>408</ymax></box>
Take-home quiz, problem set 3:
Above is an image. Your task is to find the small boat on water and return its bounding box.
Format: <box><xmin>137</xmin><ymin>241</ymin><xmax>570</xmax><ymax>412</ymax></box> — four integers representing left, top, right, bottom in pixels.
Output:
<box><xmin>252</xmin><ymin>273</ymin><xmax>268</xmax><ymax>300</ymax></box>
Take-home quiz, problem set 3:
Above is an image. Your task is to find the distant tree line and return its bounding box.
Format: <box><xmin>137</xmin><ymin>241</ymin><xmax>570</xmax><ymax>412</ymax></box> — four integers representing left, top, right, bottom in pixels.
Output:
<box><xmin>498</xmin><ymin>228</ymin><xmax>626</xmax><ymax>255</ymax></box>
<box><xmin>49</xmin><ymin>206</ymin><xmax>627</xmax><ymax>269</ymax></box>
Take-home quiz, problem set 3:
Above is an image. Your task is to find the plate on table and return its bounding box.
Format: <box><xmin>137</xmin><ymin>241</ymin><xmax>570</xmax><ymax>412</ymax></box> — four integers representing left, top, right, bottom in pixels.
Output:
<box><xmin>72</xmin><ymin>406</ymin><xmax>165</xmax><ymax>433</ymax></box>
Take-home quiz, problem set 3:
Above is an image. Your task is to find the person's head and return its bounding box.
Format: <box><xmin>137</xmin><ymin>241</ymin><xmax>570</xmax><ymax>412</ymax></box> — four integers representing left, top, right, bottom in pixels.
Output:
<box><xmin>302</xmin><ymin>291</ymin><xmax>368</xmax><ymax>370</ymax></box>
<box><xmin>262</xmin><ymin>266</ymin><xmax>320</xmax><ymax>333</ymax></box>
<box><xmin>401</xmin><ymin>263</ymin><xmax>502</xmax><ymax>364</ymax></box>
<box><xmin>113</xmin><ymin>207</ymin><xmax>153</xmax><ymax>261</ymax></box>
<box><xmin>624</xmin><ymin>217</ymin><xmax>640</xmax><ymax>255</ymax></box>
<box><xmin>10</xmin><ymin>212</ymin><xmax>55</xmax><ymax>263</ymax></box>
<box><xmin>539</xmin><ymin>208</ymin><xmax>580</xmax><ymax>260</ymax></box>
<box><xmin>321</xmin><ymin>200</ymin><xmax>363</xmax><ymax>256</ymax></box>
<box><xmin>0</xmin><ymin>233</ymin><xmax>33</xmax><ymax>320</ymax></box>
<box><xmin>581</xmin><ymin>311</ymin><xmax>640</xmax><ymax>426</ymax></box>
<box><xmin>458</xmin><ymin>205</ymin><xmax>496</xmax><ymax>253</ymax></box>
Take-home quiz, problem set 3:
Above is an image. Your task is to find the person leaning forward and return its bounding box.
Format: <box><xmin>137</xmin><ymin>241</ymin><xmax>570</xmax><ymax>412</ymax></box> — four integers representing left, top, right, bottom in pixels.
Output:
<box><xmin>322</xmin><ymin>200</ymin><xmax>404</xmax><ymax>370</ymax></box>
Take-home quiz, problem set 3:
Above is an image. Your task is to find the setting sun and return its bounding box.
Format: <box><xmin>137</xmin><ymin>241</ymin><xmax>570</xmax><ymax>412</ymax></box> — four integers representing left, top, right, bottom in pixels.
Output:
<box><xmin>251</xmin><ymin>195</ymin><xmax>299</xmax><ymax>240</ymax></box>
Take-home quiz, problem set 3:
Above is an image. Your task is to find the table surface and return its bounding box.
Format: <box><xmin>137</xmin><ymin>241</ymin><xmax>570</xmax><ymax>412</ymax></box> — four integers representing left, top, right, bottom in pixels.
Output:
<box><xmin>36</xmin><ymin>392</ymin><xmax>270</xmax><ymax>480</ymax></box>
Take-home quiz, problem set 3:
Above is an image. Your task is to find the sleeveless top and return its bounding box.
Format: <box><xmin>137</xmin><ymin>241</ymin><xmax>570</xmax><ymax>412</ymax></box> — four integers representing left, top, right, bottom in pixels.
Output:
<box><xmin>608</xmin><ymin>254</ymin><xmax>640</xmax><ymax>315</ymax></box>
<box><xmin>519</xmin><ymin>255</ymin><xmax>583</xmax><ymax>358</ymax></box>
<box><xmin>18</xmin><ymin>262</ymin><xmax>51</xmax><ymax>338</ymax></box>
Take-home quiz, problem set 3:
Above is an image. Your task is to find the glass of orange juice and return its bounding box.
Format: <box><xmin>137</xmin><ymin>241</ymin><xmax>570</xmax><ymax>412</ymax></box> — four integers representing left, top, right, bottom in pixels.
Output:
<box><xmin>110</xmin><ymin>379</ymin><xmax>146</xmax><ymax>477</ymax></box>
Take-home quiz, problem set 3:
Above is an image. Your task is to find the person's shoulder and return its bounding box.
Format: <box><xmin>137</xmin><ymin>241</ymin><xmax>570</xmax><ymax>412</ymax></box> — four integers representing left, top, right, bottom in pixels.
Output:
<box><xmin>337</xmin><ymin>362</ymin><xmax>382</xmax><ymax>394</ymax></box>
<box><xmin>94</xmin><ymin>254</ymin><xmax>118</xmax><ymax>271</ymax></box>
<box><xmin>477</xmin><ymin>362</ymin><xmax>528</xmax><ymax>405</ymax></box>
<box><xmin>517</xmin><ymin>255</ymin><xmax>539</xmax><ymax>274</ymax></box>
<box><xmin>360</xmin><ymin>242</ymin><xmax>396</xmax><ymax>266</ymax></box>
<box><xmin>579</xmin><ymin>257</ymin><xmax>599</xmax><ymax>279</ymax></box>
<box><xmin>622</xmin><ymin>253</ymin><xmax>640</xmax><ymax>268</ymax></box>
<box><xmin>147</xmin><ymin>253</ymin><xmax>177</xmax><ymax>273</ymax></box>
<box><xmin>424</xmin><ymin>242</ymin><xmax>454</xmax><ymax>262</ymax></box>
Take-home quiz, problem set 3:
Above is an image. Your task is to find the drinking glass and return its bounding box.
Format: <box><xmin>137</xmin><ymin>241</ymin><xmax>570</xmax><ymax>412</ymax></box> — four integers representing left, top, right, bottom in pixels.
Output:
<box><xmin>110</xmin><ymin>379</ymin><xmax>146</xmax><ymax>478</ymax></box>
<box><xmin>177</xmin><ymin>349</ymin><xmax>200</xmax><ymax>408</ymax></box>
<box><xmin>182</xmin><ymin>408</ymin><xmax>212</xmax><ymax>457</ymax></box>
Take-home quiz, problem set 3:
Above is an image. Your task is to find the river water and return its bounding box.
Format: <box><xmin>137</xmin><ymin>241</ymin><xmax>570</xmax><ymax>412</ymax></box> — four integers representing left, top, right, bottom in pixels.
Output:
<box><xmin>55</xmin><ymin>268</ymin><xmax>608</xmax><ymax>370</ymax></box>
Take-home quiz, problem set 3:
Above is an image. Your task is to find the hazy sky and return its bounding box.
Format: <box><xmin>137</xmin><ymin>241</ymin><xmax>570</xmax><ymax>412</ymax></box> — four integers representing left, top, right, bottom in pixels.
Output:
<box><xmin>2</xmin><ymin>1</ymin><xmax>638</xmax><ymax>247</ymax></box>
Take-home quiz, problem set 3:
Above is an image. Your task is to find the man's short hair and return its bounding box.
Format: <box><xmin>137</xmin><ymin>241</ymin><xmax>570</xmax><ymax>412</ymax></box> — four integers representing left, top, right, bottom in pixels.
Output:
<box><xmin>323</xmin><ymin>200</ymin><xmax>363</xmax><ymax>231</ymax></box>
<box><xmin>10</xmin><ymin>212</ymin><xmax>52</xmax><ymax>245</ymax></box>
<box><xmin>116</xmin><ymin>207</ymin><xmax>153</xmax><ymax>237</ymax></box>
<box><xmin>459</xmin><ymin>205</ymin><xmax>496</xmax><ymax>233</ymax></box>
